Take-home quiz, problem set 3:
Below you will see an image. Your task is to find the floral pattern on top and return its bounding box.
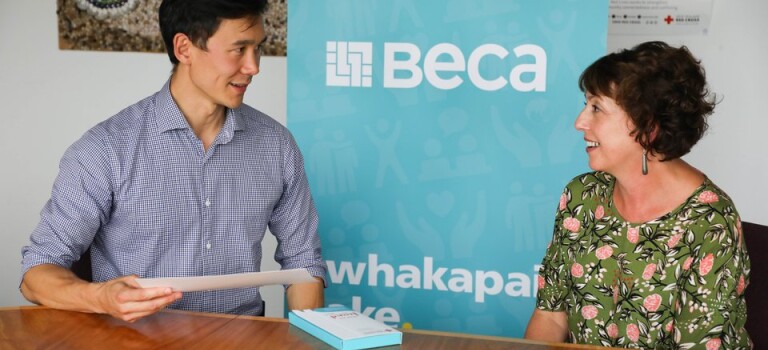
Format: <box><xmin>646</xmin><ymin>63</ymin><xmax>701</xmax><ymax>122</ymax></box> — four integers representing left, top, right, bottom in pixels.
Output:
<box><xmin>536</xmin><ymin>172</ymin><xmax>751</xmax><ymax>349</ymax></box>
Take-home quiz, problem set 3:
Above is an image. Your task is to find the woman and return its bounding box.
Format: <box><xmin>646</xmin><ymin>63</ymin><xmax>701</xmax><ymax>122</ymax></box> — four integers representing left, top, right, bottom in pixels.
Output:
<box><xmin>525</xmin><ymin>41</ymin><xmax>751</xmax><ymax>349</ymax></box>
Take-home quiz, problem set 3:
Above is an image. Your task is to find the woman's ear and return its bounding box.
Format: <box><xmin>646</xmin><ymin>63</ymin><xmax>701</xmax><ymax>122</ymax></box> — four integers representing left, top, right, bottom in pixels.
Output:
<box><xmin>173</xmin><ymin>33</ymin><xmax>193</xmax><ymax>64</ymax></box>
<box><xmin>649</xmin><ymin>123</ymin><xmax>660</xmax><ymax>143</ymax></box>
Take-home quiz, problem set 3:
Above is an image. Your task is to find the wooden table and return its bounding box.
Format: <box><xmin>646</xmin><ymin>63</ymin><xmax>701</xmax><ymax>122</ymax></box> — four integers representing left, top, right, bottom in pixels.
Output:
<box><xmin>0</xmin><ymin>306</ymin><xmax>611</xmax><ymax>349</ymax></box>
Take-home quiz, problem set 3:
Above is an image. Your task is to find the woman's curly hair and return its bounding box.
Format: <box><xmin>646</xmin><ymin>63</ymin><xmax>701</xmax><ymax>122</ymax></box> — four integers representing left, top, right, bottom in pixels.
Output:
<box><xmin>578</xmin><ymin>41</ymin><xmax>717</xmax><ymax>161</ymax></box>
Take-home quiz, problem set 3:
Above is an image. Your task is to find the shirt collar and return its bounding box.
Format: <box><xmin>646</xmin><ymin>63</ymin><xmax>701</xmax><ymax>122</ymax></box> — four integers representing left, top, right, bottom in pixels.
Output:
<box><xmin>154</xmin><ymin>79</ymin><xmax>247</xmax><ymax>136</ymax></box>
<box><xmin>154</xmin><ymin>79</ymin><xmax>189</xmax><ymax>133</ymax></box>
<box><xmin>218</xmin><ymin>108</ymin><xmax>245</xmax><ymax>144</ymax></box>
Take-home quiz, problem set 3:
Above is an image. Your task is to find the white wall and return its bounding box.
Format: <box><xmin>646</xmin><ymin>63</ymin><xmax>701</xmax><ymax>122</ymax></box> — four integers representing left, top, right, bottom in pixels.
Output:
<box><xmin>0</xmin><ymin>1</ymin><xmax>284</xmax><ymax>315</ymax></box>
<box><xmin>608</xmin><ymin>0</ymin><xmax>768</xmax><ymax>227</ymax></box>
<box><xmin>2</xmin><ymin>1</ymin><xmax>766</xmax><ymax>314</ymax></box>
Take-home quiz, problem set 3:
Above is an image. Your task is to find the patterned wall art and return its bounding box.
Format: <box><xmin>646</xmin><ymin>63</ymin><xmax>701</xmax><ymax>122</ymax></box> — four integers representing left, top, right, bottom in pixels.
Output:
<box><xmin>57</xmin><ymin>0</ymin><xmax>288</xmax><ymax>56</ymax></box>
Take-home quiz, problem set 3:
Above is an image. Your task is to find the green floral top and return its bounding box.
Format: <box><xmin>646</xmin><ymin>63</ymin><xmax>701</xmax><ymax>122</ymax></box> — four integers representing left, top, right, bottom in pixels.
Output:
<box><xmin>536</xmin><ymin>172</ymin><xmax>751</xmax><ymax>349</ymax></box>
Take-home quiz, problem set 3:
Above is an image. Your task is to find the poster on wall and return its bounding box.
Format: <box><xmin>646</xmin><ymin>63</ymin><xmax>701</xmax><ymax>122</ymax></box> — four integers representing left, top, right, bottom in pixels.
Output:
<box><xmin>288</xmin><ymin>0</ymin><xmax>607</xmax><ymax>337</ymax></box>
<box><xmin>56</xmin><ymin>0</ymin><xmax>288</xmax><ymax>55</ymax></box>
<box><xmin>608</xmin><ymin>0</ymin><xmax>714</xmax><ymax>35</ymax></box>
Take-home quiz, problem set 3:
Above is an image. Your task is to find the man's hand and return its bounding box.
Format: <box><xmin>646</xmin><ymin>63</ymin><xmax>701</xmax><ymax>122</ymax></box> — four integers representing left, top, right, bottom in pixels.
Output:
<box><xmin>21</xmin><ymin>264</ymin><xmax>182</xmax><ymax>323</ymax></box>
<box><xmin>91</xmin><ymin>275</ymin><xmax>182</xmax><ymax>322</ymax></box>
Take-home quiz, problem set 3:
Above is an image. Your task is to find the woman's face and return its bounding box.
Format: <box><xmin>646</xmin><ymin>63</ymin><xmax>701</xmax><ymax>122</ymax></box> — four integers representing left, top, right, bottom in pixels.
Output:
<box><xmin>574</xmin><ymin>93</ymin><xmax>643</xmax><ymax>175</ymax></box>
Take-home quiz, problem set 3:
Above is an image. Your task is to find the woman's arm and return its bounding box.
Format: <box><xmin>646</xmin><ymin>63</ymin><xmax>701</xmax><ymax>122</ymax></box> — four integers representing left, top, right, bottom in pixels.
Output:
<box><xmin>525</xmin><ymin>309</ymin><xmax>569</xmax><ymax>342</ymax></box>
<box><xmin>286</xmin><ymin>277</ymin><xmax>325</xmax><ymax>310</ymax></box>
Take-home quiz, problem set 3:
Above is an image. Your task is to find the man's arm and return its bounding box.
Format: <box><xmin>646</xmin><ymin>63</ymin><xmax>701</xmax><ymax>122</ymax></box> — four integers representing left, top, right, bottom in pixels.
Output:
<box><xmin>21</xmin><ymin>264</ymin><xmax>182</xmax><ymax>322</ymax></box>
<box><xmin>524</xmin><ymin>309</ymin><xmax>569</xmax><ymax>342</ymax></box>
<box><xmin>269</xmin><ymin>132</ymin><xmax>328</xmax><ymax>311</ymax></box>
<box><xmin>286</xmin><ymin>277</ymin><xmax>325</xmax><ymax>310</ymax></box>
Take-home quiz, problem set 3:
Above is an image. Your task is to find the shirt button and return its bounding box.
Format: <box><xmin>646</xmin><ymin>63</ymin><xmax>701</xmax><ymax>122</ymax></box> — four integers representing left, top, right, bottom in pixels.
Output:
<box><xmin>206</xmin><ymin>242</ymin><xmax>211</xmax><ymax>250</ymax></box>
<box><xmin>205</xmin><ymin>198</ymin><xmax>211</xmax><ymax>207</ymax></box>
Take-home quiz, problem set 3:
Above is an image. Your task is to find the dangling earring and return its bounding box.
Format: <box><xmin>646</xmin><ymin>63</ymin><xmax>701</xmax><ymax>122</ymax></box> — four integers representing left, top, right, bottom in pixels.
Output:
<box><xmin>642</xmin><ymin>149</ymin><xmax>648</xmax><ymax>175</ymax></box>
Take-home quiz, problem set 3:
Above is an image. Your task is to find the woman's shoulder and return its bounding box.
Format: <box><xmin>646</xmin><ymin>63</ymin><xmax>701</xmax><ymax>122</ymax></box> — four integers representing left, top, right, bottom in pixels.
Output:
<box><xmin>692</xmin><ymin>176</ymin><xmax>739</xmax><ymax>212</ymax></box>
<box><xmin>678</xmin><ymin>176</ymin><xmax>742</xmax><ymax>235</ymax></box>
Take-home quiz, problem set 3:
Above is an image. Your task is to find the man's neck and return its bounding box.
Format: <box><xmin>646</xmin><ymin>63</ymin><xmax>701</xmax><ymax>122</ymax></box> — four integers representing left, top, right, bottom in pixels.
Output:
<box><xmin>169</xmin><ymin>73</ymin><xmax>226</xmax><ymax>150</ymax></box>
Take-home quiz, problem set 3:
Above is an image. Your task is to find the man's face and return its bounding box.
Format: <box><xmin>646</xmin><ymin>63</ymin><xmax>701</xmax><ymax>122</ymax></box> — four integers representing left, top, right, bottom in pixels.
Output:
<box><xmin>187</xmin><ymin>16</ymin><xmax>266</xmax><ymax>109</ymax></box>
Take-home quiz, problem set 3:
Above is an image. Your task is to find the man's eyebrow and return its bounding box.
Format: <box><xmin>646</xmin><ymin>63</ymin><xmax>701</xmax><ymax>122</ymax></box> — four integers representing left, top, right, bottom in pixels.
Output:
<box><xmin>232</xmin><ymin>37</ymin><xmax>268</xmax><ymax>46</ymax></box>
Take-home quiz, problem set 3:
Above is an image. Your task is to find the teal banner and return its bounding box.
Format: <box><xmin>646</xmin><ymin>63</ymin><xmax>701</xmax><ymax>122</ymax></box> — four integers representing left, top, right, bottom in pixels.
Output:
<box><xmin>287</xmin><ymin>0</ymin><xmax>607</xmax><ymax>337</ymax></box>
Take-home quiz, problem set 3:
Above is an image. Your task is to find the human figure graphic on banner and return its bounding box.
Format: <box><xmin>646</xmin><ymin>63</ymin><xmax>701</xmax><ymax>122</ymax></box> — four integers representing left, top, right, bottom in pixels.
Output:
<box><xmin>310</xmin><ymin>129</ymin><xmax>337</xmax><ymax>195</ymax></box>
<box><xmin>332</xmin><ymin>130</ymin><xmax>358</xmax><ymax>193</ymax></box>
<box><xmin>525</xmin><ymin>41</ymin><xmax>751</xmax><ymax>348</ymax></box>
<box><xmin>504</xmin><ymin>182</ymin><xmax>541</xmax><ymax>253</ymax></box>
<box><xmin>537</xmin><ymin>9</ymin><xmax>579</xmax><ymax>78</ymax></box>
<box><xmin>530</xmin><ymin>183</ymin><xmax>559</xmax><ymax>247</ymax></box>
<box><xmin>365</xmin><ymin>119</ymin><xmax>409</xmax><ymax>188</ymax></box>
<box><xmin>20</xmin><ymin>0</ymin><xmax>326</xmax><ymax>322</ymax></box>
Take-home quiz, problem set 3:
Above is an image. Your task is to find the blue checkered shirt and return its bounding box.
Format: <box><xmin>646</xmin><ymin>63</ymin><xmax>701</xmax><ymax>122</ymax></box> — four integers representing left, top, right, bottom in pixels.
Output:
<box><xmin>21</xmin><ymin>80</ymin><xmax>326</xmax><ymax>315</ymax></box>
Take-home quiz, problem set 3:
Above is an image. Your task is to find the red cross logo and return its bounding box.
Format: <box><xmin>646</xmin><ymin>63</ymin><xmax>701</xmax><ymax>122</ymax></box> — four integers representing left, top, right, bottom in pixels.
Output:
<box><xmin>664</xmin><ymin>15</ymin><xmax>674</xmax><ymax>24</ymax></box>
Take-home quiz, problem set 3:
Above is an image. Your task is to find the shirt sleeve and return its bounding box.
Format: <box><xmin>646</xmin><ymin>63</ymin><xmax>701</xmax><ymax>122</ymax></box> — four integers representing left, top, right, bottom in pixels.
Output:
<box><xmin>268</xmin><ymin>131</ymin><xmax>327</xmax><ymax>285</ymax></box>
<box><xmin>673</xmin><ymin>212</ymin><xmax>751</xmax><ymax>349</ymax></box>
<box><xmin>535</xmin><ymin>187</ymin><xmax>573</xmax><ymax>312</ymax></box>
<box><xmin>20</xmin><ymin>129</ymin><xmax>114</xmax><ymax>280</ymax></box>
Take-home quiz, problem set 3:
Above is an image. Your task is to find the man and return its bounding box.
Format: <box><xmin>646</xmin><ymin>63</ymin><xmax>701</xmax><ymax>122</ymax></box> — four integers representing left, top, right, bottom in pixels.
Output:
<box><xmin>20</xmin><ymin>0</ymin><xmax>326</xmax><ymax>322</ymax></box>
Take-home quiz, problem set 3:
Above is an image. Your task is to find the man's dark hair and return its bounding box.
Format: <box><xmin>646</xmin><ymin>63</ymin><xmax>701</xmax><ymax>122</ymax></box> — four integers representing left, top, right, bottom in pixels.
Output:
<box><xmin>579</xmin><ymin>41</ymin><xmax>717</xmax><ymax>161</ymax></box>
<box><xmin>159</xmin><ymin>0</ymin><xmax>269</xmax><ymax>66</ymax></box>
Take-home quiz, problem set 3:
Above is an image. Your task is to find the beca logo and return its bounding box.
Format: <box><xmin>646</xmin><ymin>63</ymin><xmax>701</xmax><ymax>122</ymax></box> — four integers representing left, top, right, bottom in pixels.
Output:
<box><xmin>327</xmin><ymin>41</ymin><xmax>547</xmax><ymax>92</ymax></box>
